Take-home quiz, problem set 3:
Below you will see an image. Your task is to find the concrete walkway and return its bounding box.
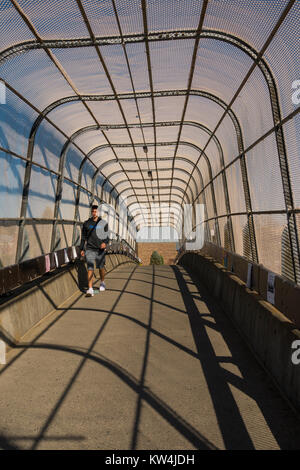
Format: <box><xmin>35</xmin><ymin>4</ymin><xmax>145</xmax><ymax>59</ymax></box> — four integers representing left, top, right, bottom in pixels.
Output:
<box><xmin>0</xmin><ymin>264</ymin><xmax>300</xmax><ymax>450</ymax></box>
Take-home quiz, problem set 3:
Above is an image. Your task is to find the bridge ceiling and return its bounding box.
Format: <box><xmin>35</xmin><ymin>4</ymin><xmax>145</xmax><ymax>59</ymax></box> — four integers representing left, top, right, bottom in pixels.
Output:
<box><xmin>0</xmin><ymin>0</ymin><xmax>299</xmax><ymax>280</ymax></box>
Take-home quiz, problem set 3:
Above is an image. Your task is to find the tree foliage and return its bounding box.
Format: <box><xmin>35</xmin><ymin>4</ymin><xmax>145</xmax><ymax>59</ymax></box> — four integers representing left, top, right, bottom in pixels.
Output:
<box><xmin>150</xmin><ymin>250</ymin><xmax>164</xmax><ymax>265</ymax></box>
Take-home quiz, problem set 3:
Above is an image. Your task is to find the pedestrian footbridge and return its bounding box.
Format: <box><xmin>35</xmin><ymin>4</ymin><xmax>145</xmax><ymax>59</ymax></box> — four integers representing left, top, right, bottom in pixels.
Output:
<box><xmin>0</xmin><ymin>0</ymin><xmax>300</xmax><ymax>450</ymax></box>
<box><xmin>1</xmin><ymin>262</ymin><xmax>300</xmax><ymax>450</ymax></box>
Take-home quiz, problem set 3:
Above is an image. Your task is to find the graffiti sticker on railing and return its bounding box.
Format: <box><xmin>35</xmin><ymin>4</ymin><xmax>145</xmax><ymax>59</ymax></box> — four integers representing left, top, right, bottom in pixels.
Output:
<box><xmin>292</xmin><ymin>80</ymin><xmax>300</xmax><ymax>105</ymax></box>
<box><xmin>0</xmin><ymin>340</ymin><xmax>6</xmax><ymax>365</ymax></box>
<box><xmin>0</xmin><ymin>80</ymin><xmax>6</xmax><ymax>105</ymax></box>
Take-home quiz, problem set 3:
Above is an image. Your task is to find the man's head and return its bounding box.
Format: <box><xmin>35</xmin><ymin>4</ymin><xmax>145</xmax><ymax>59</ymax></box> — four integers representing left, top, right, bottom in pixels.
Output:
<box><xmin>91</xmin><ymin>204</ymin><xmax>98</xmax><ymax>219</ymax></box>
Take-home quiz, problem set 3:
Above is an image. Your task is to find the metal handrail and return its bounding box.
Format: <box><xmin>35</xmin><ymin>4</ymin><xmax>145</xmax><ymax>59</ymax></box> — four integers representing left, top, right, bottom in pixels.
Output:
<box><xmin>0</xmin><ymin>242</ymin><xmax>139</xmax><ymax>296</ymax></box>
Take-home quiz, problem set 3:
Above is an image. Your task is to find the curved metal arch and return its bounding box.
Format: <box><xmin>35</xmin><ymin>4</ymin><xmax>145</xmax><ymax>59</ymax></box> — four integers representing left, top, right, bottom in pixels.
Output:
<box><xmin>118</xmin><ymin>184</ymin><xmax>190</xmax><ymax>204</ymax></box>
<box><xmin>133</xmin><ymin>221</ymin><xmax>178</xmax><ymax>234</ymax></box>
<box><xmin>46</xmin><ymin>115</ymin><xmax>225</xmax><ymax>246</ymax></box>
<box><xmin>108</xmin><ymin>167</ymin><xmax>198</xmax><ymax>188</ymax></box>
<box><xmin>130</xmin><ymin>209</ymin><xmax>182</xmax><ymax>228</ymax></box>
<box><xmin>95</xmin><ymin>158</ymin><xmax>203</xmax><ymax>231</ymax></box>
<box><xmin>12</xmin><ymin>23</ymin><xmax>289</xmax><ymax>262</ymax></box>
<box><xmin>90</xmin><ymin>140</ymin><xmax>210</xmax><ymax>182</ymax></box>
<box><xmin>22</xmin><ymin>89</ymin><xmax>239</xmax><ymax>141</ymax></box>
<box><xmin>89</xmin><ymin>145</ymin><xmax>201</xmax><ymax>206</ymax></box>
<box><xmin>125</xmin><ymin>198</ymin><xmax>187</xmax><ymax>222</ymax></box>
<box><xmin>10</xmin><ymin>24</ymin><xmax>279</xmax><ymax>175</ymax></box>
<box><xmin>115</xmin><ymin>177</ymin><xmax>203</xmax><ymax>225</ymax></box>
<box><xmin>135</xmin><ymin>223</ymin><xmax>180</xmax><ymax>234</ymax></box>
<box><xmin>133</xmin><ymin>221</ymin><xmax>182</xmax><ymax>234</ymax></box>
<box><xmin>129</xmin><ymin>209</ymin><xmax>182</xmax><ymax>224</ymax></box>
<box><xmin>133</xmin><ymin>214</ymin><xmax>182</xmax><ymax>230</ymax></box>
<box><xmin>125</xmin><ymin>214</ymin><xmax>181</xmax><ymax>240</ymax></box>
<box><xmin>53</xmin><ymin>118</ymin><xmax>226</xmax><ymax>207</ymax></box>
<box><xmin>33</xmin><ymin>88</ymin><xmax>235</xmax><ymax>198</ymax></box>
<box><xmin>134</xmin><ymin>214</ymin><xmax>181</xmax><ymax>225</ymax></box>
<box><xmin>127</xmin><ymin>199</ymin><xmax>182</xmax><ymax>212</ymax></box>
<box><xmin>0</xmin><ymin>28</ymin><xmax>250</xmax><ymax>62</ymax></box>
<box><xmin>85</xmin><ymin>138</ymin><xmax>218</xmax><ymax>165</ymax></box>
<box><xmin>90</xmin><ymin>139</ymin><xmax>221</xmax><ymax>244</ymax></box>
<box><xmin>93</xmin><ymin>162</ymin><xmax>197</xmax><ymax>208</ymax></box>
<box><xmin>20</xmin><ymin>88</ymin><xmax>242</xmax><ymax>256</ymax></box>
<box><xmin>91</xmin><ymin>154</ymin><xmax>203</xmax><ymax>198</ymax></box>
<box><xmin>93</xmin><ymin>153</ymin><xmax>208</xmax><ymax>231</ymax></box>
<box><xmin>39</xmin><ymin>91</ymin><xmax>238</xmax><ymax>251</ymax></box>
<box><xmin>131</xmin><ymin>207</ymin><xmax>182</xmax><ymax>218</ymax></box>
<box><xmin>7</xmin><ymin>23</ymin><xmax>299</xmax><ymax>264</ymax></box>
<box><xmin>96</xmin><ymin>166</ymin><xmax>197</xmax><ymax>213</ymax></box>
<box><xmin>0</xmin><ymin>28</ymin><xmax>276</xmax><ymax>83</ymax></box>
<box><xmin>112</xmin><ymin>175</ymin><xmax>196</xmax><ymax>205</ymax></box>
<box><xmin>131</xmin><ymin>208</ymin><xmax>182</xmax><ymax>222</ymax></box>
<box><xmin>125</xmin><ymin>192</ymin><xmax>184</xmax><ymax>203</ymax></box>
<box><xmin>38</xmin><ymin>90</ymin><xmax>240</xmax><ymax>249</ymax></box>
<box><xmin>47</xmin><ymin>120</ymin><xmax>225</xmax><ymax>171</ymax></box>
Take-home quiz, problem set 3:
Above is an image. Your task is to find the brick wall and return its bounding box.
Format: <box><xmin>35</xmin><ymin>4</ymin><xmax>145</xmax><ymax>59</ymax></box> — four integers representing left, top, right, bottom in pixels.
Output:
<box><xmin>136</xmin><ymin>242</ymin><xmax>178</xmax><ymax>265</ymax></box>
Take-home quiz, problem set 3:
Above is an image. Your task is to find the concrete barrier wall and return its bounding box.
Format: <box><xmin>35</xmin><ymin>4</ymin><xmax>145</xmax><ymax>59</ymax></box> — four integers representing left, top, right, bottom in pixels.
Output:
<box><xmin>0</xmin><ymin>267</ymin><xmax>78</xmax><ymax>347</ymax></box>
<box><xmin>0</xmin><ymin>254</ymin><xmax>136</xmax><ymax>357</ymax></box>
<box><xmin>178</xmin><ymin>252</ymin><xmax>300</xmax><ymax>413</ymax></box>
<box><xmin>188</xmin><ymin>242</ymin><xmax>300</xmax><ymax>329</ymax></box>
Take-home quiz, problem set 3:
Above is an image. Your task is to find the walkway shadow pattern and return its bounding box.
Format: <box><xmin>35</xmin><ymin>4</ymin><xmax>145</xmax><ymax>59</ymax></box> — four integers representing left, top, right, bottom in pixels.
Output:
<box><xmin>0</xmin><ymin>264</ymin><xmax>300</xmax><ymax>450</ymax></box>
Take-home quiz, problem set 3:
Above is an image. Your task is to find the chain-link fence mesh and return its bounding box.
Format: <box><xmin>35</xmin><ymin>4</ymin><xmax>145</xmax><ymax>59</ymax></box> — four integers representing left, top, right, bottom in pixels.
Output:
<box><xmin>0</xmin><ymin>0</ymin><xmax>299</xmax><ymax>284</ymax></box>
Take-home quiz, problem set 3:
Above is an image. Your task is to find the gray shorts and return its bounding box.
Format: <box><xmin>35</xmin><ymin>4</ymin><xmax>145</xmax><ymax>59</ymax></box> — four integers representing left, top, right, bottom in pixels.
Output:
<box><xmin>85</xmin><ymin>249</ymin><xmax>106</xmax><ymax>270</ymax></box>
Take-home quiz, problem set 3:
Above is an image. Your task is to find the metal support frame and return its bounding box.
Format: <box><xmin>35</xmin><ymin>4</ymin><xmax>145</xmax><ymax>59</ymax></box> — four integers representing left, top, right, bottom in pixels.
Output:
<box><xmin>141</xmin><ymin>0</ymin><xmax>162</xmax><ymax>219</ymax></box>
<box><xmin>91</xmin><ymin>154</ymin><xmax>209</xmax><ymax>237</ymax></box>
<box><xmin>0</xmin><ymin>28</ymin><xmax>279</xmax><ymax>64</ymax></box>
<box><xmin>11</xmin><ymin>85</ymin><xmax>249</xmax><ymax>262</ymax></box>
<box><xmin>75</xmin><ymin>0</ymin><xmax>153</xmax><ymax>212</ymax></box>
<box><xmin>91</xmin><ymin>156</ymin><xmax>204</xmax><ymax>218</ymax></box>
<box><xmin>166</xmin><ymin>0</ymin><xmax>208</xmax><ymax>223</ymax></box>
<box><xmin>21</xmin><ymin>86</ymin><xmax>244</xmax><ymax>252</ymax></box>
<box><xmin>2</xmin><ymin>7</ymin><xmax>298</xmax><ymax>277</ymax></box>
<box><xmin>89</xmin><ymin>140</ymin><xmax>221</xmax><ymax>244</ymax></box>
<box><xmin>177</xmin><ymin>2</ymin><xmax>296</xmax><ymax>267</ymax></box>
<box><xmin>258</xmin><ymin>62</ymin><xmax>300</xmax><ymax>282</ymax></box>
<box><xmin>53</xmin><ymin>119</ymin><xmax>231</xmax><ymax>243</ymax></box>
<box><xmin>113</xmin><ymin>176</ymin><xmax>195</xmax><ymax>205</ymax></box>
<box><xmin>52</xmin><ymin>120</ymin><xmax>209</xmax><ymax>199</ymax></box>
<box><xmin>50</xmin><ymin>139</ymin><xmax>69</xmax><ymax>252</ymax></box>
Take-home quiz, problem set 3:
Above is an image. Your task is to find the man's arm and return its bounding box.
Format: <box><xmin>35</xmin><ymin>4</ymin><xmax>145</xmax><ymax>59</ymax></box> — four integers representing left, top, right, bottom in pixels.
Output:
<box><xmin>79</xmin><ymin>223</ymin><xmax>87</xmax><ymax>253</ymax></box>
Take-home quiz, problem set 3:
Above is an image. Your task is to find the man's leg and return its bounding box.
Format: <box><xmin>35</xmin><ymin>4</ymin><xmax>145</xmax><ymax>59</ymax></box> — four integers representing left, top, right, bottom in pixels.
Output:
<box><xmin>97</xmin><ymin>251</ymin><xmax>106</xmax><ymax>291</ymax></box>
<box><xmin>99</xmin><ymin>268</ymin><xmax>105</xmax><ymax>283</ymax></box>
<box><xmin>88</xmin><ymin>269</ymin><xmax>94</xmax><ymax>289</ymax></box>
<box><xmin>85</xmin><ymin>250</ymin><xmax>96</xmax><ymax>296</ymax></box>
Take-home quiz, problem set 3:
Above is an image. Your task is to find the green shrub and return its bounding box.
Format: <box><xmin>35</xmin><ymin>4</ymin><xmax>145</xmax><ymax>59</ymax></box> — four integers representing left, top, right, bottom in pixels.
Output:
<box><xmin>150</xmin><ymin>251</ymin><xmax>164</xmax><ymax>265</ymax></box>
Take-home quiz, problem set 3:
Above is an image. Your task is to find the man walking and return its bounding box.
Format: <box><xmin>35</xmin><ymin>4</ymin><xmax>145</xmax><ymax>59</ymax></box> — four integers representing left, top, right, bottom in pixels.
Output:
<box><xmin>80</xmin><ymin>204</ymin><xmax>109</xmax><ymax>296</ymax></box>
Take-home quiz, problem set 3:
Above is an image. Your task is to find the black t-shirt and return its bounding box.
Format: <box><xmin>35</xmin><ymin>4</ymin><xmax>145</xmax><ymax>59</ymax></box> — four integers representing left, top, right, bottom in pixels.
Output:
<box><xmin>80</xmin><ymin>217</ymin><xmax>109</xmax><ymax>251</ymax></box>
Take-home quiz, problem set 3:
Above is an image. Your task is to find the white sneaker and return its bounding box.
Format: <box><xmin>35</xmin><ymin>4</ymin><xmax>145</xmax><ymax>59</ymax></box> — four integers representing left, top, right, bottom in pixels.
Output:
<box><xmin>99</xmin><ymin>282</ymin><xmax>106</xmax><ymax>291</ymax></box>
<box><xmin>86</xmin><ymin>287</ymin><xmax>94</xmax><ymax>297</ymax></box>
